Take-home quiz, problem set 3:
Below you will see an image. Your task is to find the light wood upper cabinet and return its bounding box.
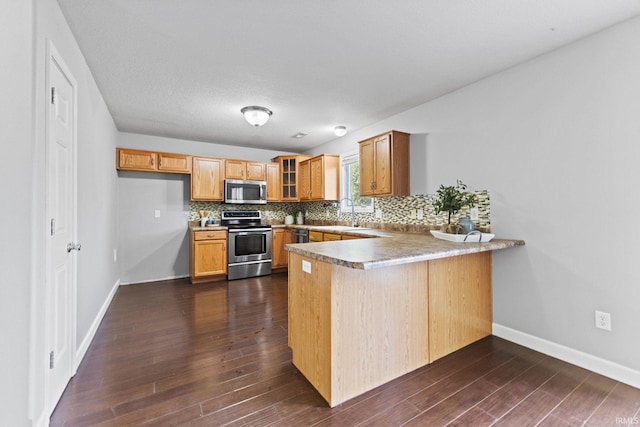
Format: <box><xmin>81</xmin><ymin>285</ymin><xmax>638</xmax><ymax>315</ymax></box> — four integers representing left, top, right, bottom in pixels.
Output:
<box><xmin>272</xmin><ymin>228</ymin><xmax>295</xmax><ymax>269</ymax></box>
<box><xmin>272</xmin><ymin>155</ymin><xmax>312</xmax><ymax>201</ymax></box>
<box><xmin>358</xmin><ymin>131</ymin><xmax>410</xmax><ymax>197</ymax></box>
<box><xmin>191</xmin><ymin>230</ymin><xmax>227</xmax><ymax>282</ymax></box>
<box><xmin>191</xmin><ymin>157</ymin><xmax>224</xmax><ymax>201</ymax></box>
<box><xmin>299</xmin><ymin>154</ymin><xmax>340</xmax><ymax>201</ymax></box>
<box><xmin>117</xmin><ymin>148</ymin><xmax>191</xmax><ymax>174</ymax></box>
<box><xmin>158</xmin><ymin>152</ymin><xmax>192</xmax><ymax>173</ymax></box>
<box><xmin>117</xmin><ymin>148</ymin><xmax>156</xmax><ymax>171</ymax></box>
<box><xmin>266</xmin><ymin>162</ymin><xmax>280</xmax><ymax>201</ymax></box>
<box><xmin>299</xmin><ymin>160</ymin><xmax>311</xmax><ymax>200</ymax></box>
<box><xmin>225</xmin><ymin>159</ymin><xmax>266</xmax><ymax>181</ymax></box>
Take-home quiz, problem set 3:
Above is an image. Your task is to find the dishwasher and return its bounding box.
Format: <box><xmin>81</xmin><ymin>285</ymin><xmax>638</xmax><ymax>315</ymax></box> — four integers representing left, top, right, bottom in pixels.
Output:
<box><xmin>293</xmin><ymin>229</ymin><xmax>309</xmax><ymax>243</ymax></box>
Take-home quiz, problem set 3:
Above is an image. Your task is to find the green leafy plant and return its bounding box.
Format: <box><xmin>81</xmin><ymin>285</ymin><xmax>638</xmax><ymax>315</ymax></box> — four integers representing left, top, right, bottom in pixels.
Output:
<box><xmin>433</xmin><ymin>184</ymin><xmax>478</xmax><ymax>225</ymax></box>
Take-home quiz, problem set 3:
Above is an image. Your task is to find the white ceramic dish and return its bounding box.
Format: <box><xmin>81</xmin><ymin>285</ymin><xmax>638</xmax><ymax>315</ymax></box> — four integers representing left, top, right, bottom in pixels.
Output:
<box><xmin>430</xmin><ymin>230</ymin><xmax>495</xmax><ymax>243</ymax></box>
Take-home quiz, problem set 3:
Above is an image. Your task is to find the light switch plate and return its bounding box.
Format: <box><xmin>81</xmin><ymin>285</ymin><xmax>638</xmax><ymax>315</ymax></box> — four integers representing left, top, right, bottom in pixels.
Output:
<box><xmin>302</xmin><ymin>260</ymin><xmax>312</xmax><ymax>274</ymax></box>
<box><xmin>417</xmin><ymin>209</ymin><xmax>424</xmax><ymax>220</ymax></box>
<box><xmin>375</xmin><ymin>209</ymin><xmax>382</xmax><ymax>219</ymax></box>
<box><xmin>154</xmin><ymin>209</ymin><xmax>161</xmax><ymax>218</ymax></box>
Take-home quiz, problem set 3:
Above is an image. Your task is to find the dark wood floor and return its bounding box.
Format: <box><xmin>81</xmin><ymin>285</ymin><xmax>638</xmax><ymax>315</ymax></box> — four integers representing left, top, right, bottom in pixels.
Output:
<box><xmin>51</xmin><ymin>273</ymin><xmax>640</xmax><ymax>426</ymax></box>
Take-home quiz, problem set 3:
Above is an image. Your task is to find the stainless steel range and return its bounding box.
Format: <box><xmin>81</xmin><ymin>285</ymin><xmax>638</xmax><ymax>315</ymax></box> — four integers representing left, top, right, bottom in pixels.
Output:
<box><xmin>221</xmin><ymin>210</ymin><xmax>272</xmax><ymax>280</ymax></box>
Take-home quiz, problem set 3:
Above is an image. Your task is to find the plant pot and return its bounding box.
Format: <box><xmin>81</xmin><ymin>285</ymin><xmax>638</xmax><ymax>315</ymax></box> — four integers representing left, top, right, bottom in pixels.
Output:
<box><xmin>440</xmin><ymin>223</ymin><xmax>463</xmax><ymax>234</ymax></box>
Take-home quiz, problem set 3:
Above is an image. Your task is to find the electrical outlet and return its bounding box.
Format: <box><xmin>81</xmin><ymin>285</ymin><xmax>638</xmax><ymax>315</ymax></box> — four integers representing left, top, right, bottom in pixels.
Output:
<box><xmin>470</xmin><ymin>207</ymin><xmax>479</xmax><ymax>221</ymax></box>
<box><xmin>410</xmin><ymin>209</ymin><xmax>417</xmax><ymax>219</ymax></box>
<box><xmin>154</xmin><ymin>209</ymin><xmax>161</xmax><ymax>218</ymax></box>
<box><xmin>375</xmin><ymin>209</ymin><xmax>382</xmax><ymax>219</ymax></box>
<box><xmin>417</xmin><ymin>209</ymin><xmax>424</xmax><ymax>220</ymax></box>
<box><xmin>302</xmin><ymin>260</ymin><xmax>312</xmax><ymax>274</ymax></box>
<box><xmin>326</xmin><ymin>209</ymin><xmax>330</xmax><ymax>218</ymax></box>
<box><xmin>595</xmin><ymin>310</ymin><xmax>611</xmax><ymax>331</ymax></box>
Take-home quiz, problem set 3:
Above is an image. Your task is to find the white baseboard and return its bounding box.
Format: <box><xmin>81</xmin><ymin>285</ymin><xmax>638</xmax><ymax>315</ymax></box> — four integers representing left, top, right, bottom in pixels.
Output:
<box><xmin>493</xmin><ymin>323</ymin><xmax>640</xmax><ymax>389</ymax></box>
<box><xmin>74</xmin><ymin>279</ymin><xmax>120</xmax><ymax>370</ymax></box>
<box><xmin>119</xmin><ymin>274</ymin><xmax>189</xmax><ymax>286</ymax></box>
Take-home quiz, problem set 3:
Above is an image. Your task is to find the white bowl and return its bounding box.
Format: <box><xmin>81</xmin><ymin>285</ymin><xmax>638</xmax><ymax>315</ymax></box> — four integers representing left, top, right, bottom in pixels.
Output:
<box><xmin>430</xmin><ymin>230</ymin><xmax>495</xmax><ymax>243</ymax></box>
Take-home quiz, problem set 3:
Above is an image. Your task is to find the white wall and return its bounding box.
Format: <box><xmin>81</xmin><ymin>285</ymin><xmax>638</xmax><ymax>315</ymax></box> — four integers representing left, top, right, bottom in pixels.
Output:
<box><xmin>0</xmin><ymin>1</ymin><xmax>35</xmax><ymax>426</ymax></box>
<box><xmin>116</xmin><ymin>132</ymin><xmax>290</xmax><ymax>284</ymax></box>
<box><xmin>11</xmin><ymin>0</ymin><xmax>121</xmax><ymax>425</ymax></box>
<box><xmin>310</xmin><ymin>17</ymin><xmax>640</xmax><ymax>381</ymax></box>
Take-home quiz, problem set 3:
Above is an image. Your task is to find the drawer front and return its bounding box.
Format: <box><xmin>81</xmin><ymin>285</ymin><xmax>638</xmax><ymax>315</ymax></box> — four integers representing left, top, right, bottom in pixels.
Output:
<box><xmin>322</xmin><ymin>232</ymin><xmax>342</xmax><ymax>241</ymax></box>
<box><xmin>193</xmin><ymin>230</ymin><xmax>227</xmax><ymax>241</ymax></box>
<box><xmin>309</xmin><ymin>230</ymin><xmax>323</xmax><ymax>242</ymax></box>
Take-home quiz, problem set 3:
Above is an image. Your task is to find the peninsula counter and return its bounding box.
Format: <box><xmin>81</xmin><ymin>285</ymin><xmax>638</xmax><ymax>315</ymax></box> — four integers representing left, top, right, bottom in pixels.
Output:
<box><xmin>285</xmin><ymin>230</ymin><xmax>524</xmax><ymax>407</ymax></box>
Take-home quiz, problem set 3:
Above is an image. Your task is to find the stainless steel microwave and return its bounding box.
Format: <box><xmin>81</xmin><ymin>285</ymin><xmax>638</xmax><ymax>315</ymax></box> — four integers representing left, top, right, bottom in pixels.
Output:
<box><xmin>224</xmin><ymin>179</ymin><xmax>267</xmax><ymax>204</ymax></box>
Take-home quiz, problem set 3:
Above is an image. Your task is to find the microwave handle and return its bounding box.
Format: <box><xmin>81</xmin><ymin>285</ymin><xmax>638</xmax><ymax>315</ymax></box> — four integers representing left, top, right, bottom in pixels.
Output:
<box><xmin>260</xmin><ymin>184</ymin><xmax>264</xmax><ymax>200</ymax></box>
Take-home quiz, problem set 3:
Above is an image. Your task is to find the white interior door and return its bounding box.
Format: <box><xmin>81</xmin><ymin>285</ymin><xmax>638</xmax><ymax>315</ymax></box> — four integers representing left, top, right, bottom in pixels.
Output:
<box><xmin>46</xmin><ymin>45</ymin><xmax>78</xmax><ymax>414</ymax></box>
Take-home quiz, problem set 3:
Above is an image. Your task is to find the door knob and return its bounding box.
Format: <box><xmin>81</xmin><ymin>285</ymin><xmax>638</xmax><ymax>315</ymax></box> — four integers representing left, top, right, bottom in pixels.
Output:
<box><xmin>67</xmin><ymin>243</ymin><xmax>82</xmax><ymax>253</ymax></box>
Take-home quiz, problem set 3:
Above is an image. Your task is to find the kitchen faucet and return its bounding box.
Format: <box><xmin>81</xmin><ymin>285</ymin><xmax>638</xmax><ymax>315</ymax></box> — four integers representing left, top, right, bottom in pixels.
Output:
<box><xmin>340</xmin><ymin>198</ymin><xmax>357</xmax><ymax>227</ymax></box>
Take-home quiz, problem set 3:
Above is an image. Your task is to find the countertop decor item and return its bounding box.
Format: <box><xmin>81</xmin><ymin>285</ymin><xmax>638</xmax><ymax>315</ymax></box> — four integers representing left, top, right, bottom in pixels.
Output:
<box><xmin>433</xmin><ymin>181</ymin><xmax>477</xmax><ymax>234</ymax></box>
<box><xmin>430</xmin><ymin>230</ymin><xmax>494</xmax><ymax>243</ymax></box>
<box><xmin>284</xmin><ymin>215</ymin><xmax>294</xmax><ymax>225</ymax></box>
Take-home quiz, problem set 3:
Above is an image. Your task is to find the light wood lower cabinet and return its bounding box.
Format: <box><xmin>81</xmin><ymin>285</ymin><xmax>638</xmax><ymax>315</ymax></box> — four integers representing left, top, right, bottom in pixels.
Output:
<box><xmin>272</xmin><ymin>228</ymin><xmax>295</xmax><ymax>269</ymax></box>
<box><xmin>308</xmin><ymin>230</ymin><xmax>323</xmax><ymax>242</ymax></box>
<box><xmin>308</xmin><ymin>230</ymin><xmax>366</xmax><ymax>242</ymax></box>
<box><xmin>191</xmin><ymin>230</ymin><xmax>227</xmax><ymax>283</ymax></box>
<box><xmin>288</xmin><ymin>251</ymin><xmax>492</xmax><ymax>407</ymax></box>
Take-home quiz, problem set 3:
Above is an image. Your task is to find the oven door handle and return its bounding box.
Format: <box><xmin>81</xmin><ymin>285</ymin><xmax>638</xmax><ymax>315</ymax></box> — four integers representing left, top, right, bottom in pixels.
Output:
<box><xmin>229</xmin><ymin>228</ymin><xmax>272</xmax><ymax>235</ymax></box>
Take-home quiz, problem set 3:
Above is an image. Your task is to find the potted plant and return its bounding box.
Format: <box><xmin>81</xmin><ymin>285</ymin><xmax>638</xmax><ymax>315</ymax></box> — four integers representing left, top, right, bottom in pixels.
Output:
<box><xmin>433</xmin><ymin>184</ymin><xmax>478</xmax><ymax>234</ymax></box>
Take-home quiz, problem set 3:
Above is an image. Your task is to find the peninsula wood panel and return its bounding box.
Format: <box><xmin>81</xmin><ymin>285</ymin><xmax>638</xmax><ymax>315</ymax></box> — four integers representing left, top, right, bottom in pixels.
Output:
<box><xmin>288</xmin><ymin>252</ymin><xmax>429</xmax><ymax>407</ymax></box>
<box><xmin>330</xmin><ymin>261</ymin><xmax>429</xmax><ymax>407</ymax></box>
<box><xmin>288</xmin><ymin>253</ymin><xmax>332</xmax><ymax>401</ymax></box>
<box><xmin>428</xmin><ymin>251</ymin><xmax>492</xmax><ymax>362</ymax></box>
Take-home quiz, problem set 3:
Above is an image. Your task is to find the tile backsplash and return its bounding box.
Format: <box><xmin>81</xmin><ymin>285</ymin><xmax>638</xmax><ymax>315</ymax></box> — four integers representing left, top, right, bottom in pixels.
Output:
<box><xmin>190</xmin><ymin>191</ymin><xmax>490</xmax><ymax>231</ymax></box>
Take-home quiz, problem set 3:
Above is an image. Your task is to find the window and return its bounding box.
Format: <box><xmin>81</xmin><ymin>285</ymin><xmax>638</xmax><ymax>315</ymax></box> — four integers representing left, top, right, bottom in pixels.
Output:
<box><xmin>340</xmin><ymin>152</ymin><xmax>373</xmax><ymax>213</ymax></box>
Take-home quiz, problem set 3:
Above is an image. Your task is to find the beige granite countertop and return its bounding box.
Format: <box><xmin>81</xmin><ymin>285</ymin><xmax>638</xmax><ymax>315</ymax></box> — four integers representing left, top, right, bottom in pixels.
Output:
<box><xmin>186</xmin><ymin>221</ymin><xmax>524</xmax><ymax>269</ymax></box>
<box><xmin>284</xmin><ymin>226</ymin><xmax>524</xmax><ymax>270</ymax></box>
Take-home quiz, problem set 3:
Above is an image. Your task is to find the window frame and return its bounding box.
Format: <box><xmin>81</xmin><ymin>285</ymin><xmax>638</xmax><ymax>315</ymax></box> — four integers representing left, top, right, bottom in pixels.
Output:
<box><xmin>340</xmin><ymin>151</ymin><xmax>374</xmax><ymax>213</ymax></box>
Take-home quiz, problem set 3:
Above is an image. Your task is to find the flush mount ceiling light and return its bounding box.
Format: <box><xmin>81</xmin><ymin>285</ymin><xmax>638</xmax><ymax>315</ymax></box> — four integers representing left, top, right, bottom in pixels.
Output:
<box><xmin>292</xmin><ymin>132</ymin><xmax>308</xmax><ymax>139</ymax></box>
<box><xmin>334</xmin><ymin>125</ymin><xmax>347</xmax><ymax>137</ymax></box>
<box><xmin>241</xmin><ymin>106</ymin><xmax>272</xmax><ymax>127</ymax></box>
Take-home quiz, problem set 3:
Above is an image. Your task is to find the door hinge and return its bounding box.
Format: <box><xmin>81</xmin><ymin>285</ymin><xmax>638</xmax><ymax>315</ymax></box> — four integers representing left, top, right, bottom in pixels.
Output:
<box><xmin>49</xmin><ymin>351</ymin><xmax>55</xmax><ymax>369</ymax></box>
<box><xmin>50</xmin><ymin>218</ymin><xmax>55</xmax><ymax>236</ymax></box>
<box><xmin>51</xmin><ymin>87</ymin><xmax>57</xmax><ymax>105</ymax></box>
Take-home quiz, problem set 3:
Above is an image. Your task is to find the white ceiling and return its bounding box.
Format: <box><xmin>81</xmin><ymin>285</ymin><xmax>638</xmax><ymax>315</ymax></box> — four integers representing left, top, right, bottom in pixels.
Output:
<box><xmin>57</xmin><ymin>0</ymin><xmax>640</xmax><ymax>152</ymax></box>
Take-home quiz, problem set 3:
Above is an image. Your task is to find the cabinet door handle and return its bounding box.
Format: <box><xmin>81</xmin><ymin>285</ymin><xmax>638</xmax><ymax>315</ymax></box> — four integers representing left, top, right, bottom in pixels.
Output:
<box><xmin>150</xmin><ymin>156</ymin><xmax>154</xmax><ymax>166</ymax></box>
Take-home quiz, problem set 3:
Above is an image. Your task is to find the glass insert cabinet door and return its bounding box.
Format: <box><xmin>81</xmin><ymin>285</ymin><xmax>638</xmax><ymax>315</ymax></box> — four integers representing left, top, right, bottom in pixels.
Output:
<box><xmin>281</xmin><ymin>157</ymin><xmax>297</xmax><ymax>200</ymax></box>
